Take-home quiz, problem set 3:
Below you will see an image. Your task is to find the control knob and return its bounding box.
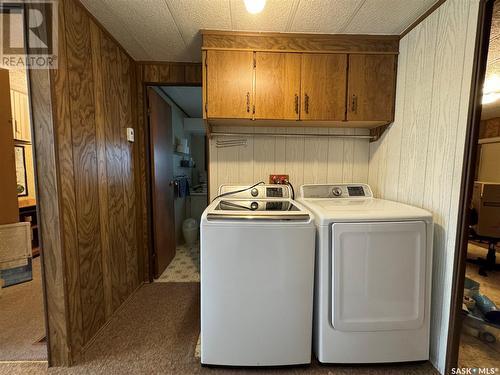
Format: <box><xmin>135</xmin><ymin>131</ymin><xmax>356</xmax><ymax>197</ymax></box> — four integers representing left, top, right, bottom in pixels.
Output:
<box><xmin>251</xmin><ymin>188</ymin><xmax>259</xmax><ymax>197</ymax></box>
<box><xmin>332</xmin><ymin>187</ymin><xmax>342</xmax><ymax>197</ymax></box>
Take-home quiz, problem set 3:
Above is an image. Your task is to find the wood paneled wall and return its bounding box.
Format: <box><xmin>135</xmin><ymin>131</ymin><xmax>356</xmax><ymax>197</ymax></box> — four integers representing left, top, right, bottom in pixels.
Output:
<box><xmin>46</xmin><ymin>0</ymin><xmax>140</xmax><ymax>363</ymax></box>
<box><xmin>134</xmin><ymin>62</ymin><xmax>202</xmax><ymax>281</ymax></box>
<box><xmin>209</xmin><ymin>127</ymin><xmax>370</xmax><ymax>200</ymax></box>
<box><xmin>367</xmin><ymin>0</ymin><xmax>480</xmax><ymax>372</ymax></box>
<box><xmin>479</xmin><ymin>117</ymin><xmax>500</xmax><ymax>138</ymax></box>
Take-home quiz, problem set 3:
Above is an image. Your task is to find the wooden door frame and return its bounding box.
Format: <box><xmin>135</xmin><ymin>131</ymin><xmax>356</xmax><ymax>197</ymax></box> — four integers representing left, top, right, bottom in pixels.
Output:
<box><xmin>140</xmin><ymin>81</ymin><xmax>202</xmax><ymax>282</ymax></box>
<box><xmin>445</xmin><ymin>0</ymin><xmax>494</xmax><ymax>372</ymax></box>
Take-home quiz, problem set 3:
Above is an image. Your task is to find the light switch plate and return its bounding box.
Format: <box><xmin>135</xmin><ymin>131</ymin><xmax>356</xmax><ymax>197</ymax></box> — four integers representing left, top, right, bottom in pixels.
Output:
<box><xmin>126</xmin><ymin>127</ymin><xmax>134</xmax><ymax>142</ymax></box>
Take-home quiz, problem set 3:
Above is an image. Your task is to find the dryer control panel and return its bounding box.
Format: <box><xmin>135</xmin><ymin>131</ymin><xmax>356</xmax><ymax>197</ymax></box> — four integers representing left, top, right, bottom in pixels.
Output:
<box><xmin>300</xmin><ymin>184</ymin><xmax>373</xmax><ymax>199</ymax></box>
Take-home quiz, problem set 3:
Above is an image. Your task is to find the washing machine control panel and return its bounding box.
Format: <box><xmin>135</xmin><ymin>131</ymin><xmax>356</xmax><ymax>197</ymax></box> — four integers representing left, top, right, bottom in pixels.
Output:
<box><xmin>300</xmin><ymin>184</ymin><xmax>373</xmax><ymax>199</ymax></box>
<box><xmin>218</xmin><ymin>184</ymin><xmax>291</xmax><ymax>199</ymax></box>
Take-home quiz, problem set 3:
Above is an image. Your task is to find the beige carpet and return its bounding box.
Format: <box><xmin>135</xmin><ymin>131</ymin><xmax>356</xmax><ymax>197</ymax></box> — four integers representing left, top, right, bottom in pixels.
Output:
<box><xmin>458</xmin><ymin>242</ymin><xmax>500</xmax><ymax>369</ymax></box>
<box><xmin>0</xmin><ymin>256</ymin><xmax>47</xmax><ymax>361</ymax></box>
<box><xmin>0</xmin><ymin>283</ymin><xmax>438</xmax><ymax>375</ymax></box>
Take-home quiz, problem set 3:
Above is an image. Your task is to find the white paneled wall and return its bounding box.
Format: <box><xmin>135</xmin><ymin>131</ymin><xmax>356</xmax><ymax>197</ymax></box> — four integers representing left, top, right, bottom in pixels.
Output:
<box><xmin>368</xmin><ymin>0</ymin><xmax>479</xmax><ymax>372</ymax></box>
<box><xmin>209</xmin><ymin>127</ymin><xmax>370</xmax><ymax>200</ymax></box>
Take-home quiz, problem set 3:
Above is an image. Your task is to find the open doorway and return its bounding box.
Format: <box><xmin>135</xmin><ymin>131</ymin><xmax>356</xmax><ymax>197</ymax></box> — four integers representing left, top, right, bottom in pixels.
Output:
<box><xmin>0</xmin><ymin>6</ymin><xmax>47</xmax><ymax>361</ymax></box>
<box><xmin>146</xmin><ymin>85</ymin><xmax>206</xmax><ymax>282</ymax></box>
<box><xmin>447</xmin><ymin>0</ymin><xmax>500</xmax><ymax>371</ymax></box>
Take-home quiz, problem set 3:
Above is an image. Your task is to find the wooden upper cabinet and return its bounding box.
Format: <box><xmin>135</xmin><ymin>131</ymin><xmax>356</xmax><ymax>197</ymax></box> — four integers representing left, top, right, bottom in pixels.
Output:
<box><xmin>10</xmin><ymin>90</ymin><xmax>31</xmax><ymax>142</ymax></box>
<box><xmin>300</xmin><ymin>54</ymin><xmax>347</xmax><ymax>121</ymax></box>
<box><xmin>206</xmin><ymin>50</ymin><xmax>254</xmax><ymax>119</ymax></box>
<box><xmin>254</xmin><ymin>52</ymin><xmax>301</xmax><ymax>120</ymax></box>
<box><xmin>347</xmin><ymin>54</ymin><xmax>396</xmax><ymax>122</ymax></box>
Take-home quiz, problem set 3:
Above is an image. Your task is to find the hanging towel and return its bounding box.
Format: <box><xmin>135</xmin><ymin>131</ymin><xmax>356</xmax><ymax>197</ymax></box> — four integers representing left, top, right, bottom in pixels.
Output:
<box><xmin>176</xmin><ymin>177</ymin><xmax>190</xmax><ymax>198</ymax></box>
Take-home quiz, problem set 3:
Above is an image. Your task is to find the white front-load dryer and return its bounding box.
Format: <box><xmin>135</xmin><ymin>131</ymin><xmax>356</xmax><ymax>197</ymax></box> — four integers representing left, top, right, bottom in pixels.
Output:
<box><xmin>298</xmin><ymin>184</ymin><xmax>433</xmax><ymax>364</ymax></box>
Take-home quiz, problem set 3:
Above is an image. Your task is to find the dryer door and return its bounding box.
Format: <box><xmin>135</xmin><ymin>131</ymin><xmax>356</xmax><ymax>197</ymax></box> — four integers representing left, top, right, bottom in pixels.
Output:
<box><xmin>331</xmin><ymin>221</ymin><xmax>426</xmax><ymax>332</ymax></box>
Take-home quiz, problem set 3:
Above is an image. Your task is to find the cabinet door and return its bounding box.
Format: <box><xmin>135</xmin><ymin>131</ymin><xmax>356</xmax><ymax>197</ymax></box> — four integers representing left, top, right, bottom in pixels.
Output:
<box><xmin>12</xmin><ymin>91</ymin><xmax>23</xmax><ymax>140</ymax></box>
<box><xmin>206</xmin><ymin>50</ymin><xmax>254</xmax><ymax>119</ymax></box>
<box><xmin>19</xmin><ymin>93</ymin><xmax>31</xmax><ymax>142</ymax></box>
<box><xmin>347</xmin><ymin>54</ymin><xmax>396</xmax><ymax>122</ymax></box>
<box><xmin>10</xmin><ymin>90</ymin><xmax>16</xmax><ymax>138</ymax></box>
<box><xmin>301</xmin><ymin>54</ymin><xmax>347</xmax><ymax>121</ymax></box>
<box><xmin>254</xmin><ymin>52</ymin><xmax>301</xmax><ymax>120</ymax></box>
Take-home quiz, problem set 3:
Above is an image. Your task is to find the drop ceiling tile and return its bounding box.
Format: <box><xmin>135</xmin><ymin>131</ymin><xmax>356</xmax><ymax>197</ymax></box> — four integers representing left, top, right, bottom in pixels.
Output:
<box><xmin>165</xmin><ymin>0</ymin><xmax>231</xmax><ymax>62</ymax></box>
<box><xmin>229</xmin><ymin>0</ymin><xmax>297</xmax><ymax>32</ymax></box>
<box><xmin>80</xmin><ymin>0</ymin><xmax>150</xmax><ymax>60</ymax></box>
<box><xmin>344</xmin><ymin>0</ymin><xmax>438</xmax><ymax>34</ymax></box>
<box><xmin>100</xmin><ymin>0</ymin><xmax>187</xmax><ymax>61</ymax></box>
<box><xmin>289</xmin><ymin>0</ymin><xmax>364</xmax><ymax>33</ymax></box>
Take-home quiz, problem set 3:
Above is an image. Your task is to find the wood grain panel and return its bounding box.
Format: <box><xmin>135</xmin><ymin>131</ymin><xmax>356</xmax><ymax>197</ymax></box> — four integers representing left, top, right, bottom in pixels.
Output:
<box><xmin>367</xmin><ymin>0</ymin><xmax>480</xmax><ymax>372</ymax></box>
<box><xmin>142</xmin><ymin>63</ymin><xmax>186</xmax><ymax>84</ymax></box>
<box><xmin>185</xmin><ymin>64</ymin><xmax>202</xmax><ymax>84</ymax></box>
<box><xmin>134</xmin><ymin>64</ymin><xmax>150</xmax><ymax>282</ymax></box>
<box><xmin>206</xmin><ymin>50</ymin><xmax>254</xmax><ymax>119</ymax></box>
<box><xmin>50</xmin><ymin>0</ymin><xmax>84</xmax><ymax>359</ymax></box>
<box><xmin>118</xmin><ymin>49</ymin><xmax>138</xmax><ymax>293</ymax></box>
<box><xmin>90</xmin><ymin>20</ymin><xmax>113</xmax><ymax>320</ymax></box>
<box><xmin>254</xmin><ymin>52</ymin><xmax>301</xmax><ymax>120</ymax></box>
<box><xmin>202</xmin><ymin>31</ymin><xmax>400</xmax><ymax>54</ymax></box>
<box><xmin>31</xmin><ymin>66</ymin><xmax>72</xmax><ymax>366</ymax></box>
<box><xmin>301</xmin><ymin>54</ymin><xmax>347</xmax><ymax>121</ymax></box>
<box><xmin>32</xmin><ymin>0</ymin><xmax>144</xmax><ymax>365</ymax></box>
<box><xmin>63</xmin><ymin>0</ymin><xmax>105</xmax><ymax>343</ymax></box>
<box><xmin>100</xmin><ymin>32</ymin><xmax>129</xmax><ymax>311</ymax></box>
<box><xmin>347</xmin><ymin>54</ymin><xmax>396</xmax><ymax>122</ymax></box>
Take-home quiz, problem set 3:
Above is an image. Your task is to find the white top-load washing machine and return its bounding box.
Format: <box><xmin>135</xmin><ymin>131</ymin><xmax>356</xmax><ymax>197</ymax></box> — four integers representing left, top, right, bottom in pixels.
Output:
<box><xmin>201</xmin><ymin>184</ymin><xmax>315</xmax><ymax>366</ymax></box>
<box><xmin>298</xmin><ymin>184</ymin><xmax>433</xmax><ymax>364</ymax></box>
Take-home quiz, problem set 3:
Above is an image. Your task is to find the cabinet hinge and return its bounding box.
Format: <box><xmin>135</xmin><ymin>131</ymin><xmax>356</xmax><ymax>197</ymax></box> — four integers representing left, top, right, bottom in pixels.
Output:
<box><xmin>252</xmin><ymin>105</ymin><xmax>255</xmax><ymax>114</ymax></box>
<box><xmin>253</xmin><ymin>56</ymin><xmax>256</xmax><ymax>68</ymax></box>
<box><xmin>205</xmin><ymin>102</ymin><xmax>208</xmax><ymax>114</ymax></box>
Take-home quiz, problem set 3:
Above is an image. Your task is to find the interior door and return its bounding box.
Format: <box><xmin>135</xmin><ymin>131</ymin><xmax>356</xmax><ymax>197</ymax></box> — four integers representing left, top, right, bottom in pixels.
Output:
<box><xmin>331</xmin><ymin>221</ymin><xmax>426</xmax><ymax>332</ymax></box>
<box><xmin>254</xmin><ymin>52</ymin><xmax>301</xmax><ymax>120</ymax></box>
<box><xmin>300</xmin><ymin>54</ymin><xmax>347</xmax><ymax>121</ymax></box>
<box><xmin>206</xmin><ymin>50</ymin><xmax>254</xmax><ymax>119</ymax></box>
<box><xmin>347</xmin><ymin>54</ymin><xmax>396</xmax><ymax>122</ymax></box>
<box><xmin>148</xmin><ymin>87</ymin><xmax>176</xmax><ymax>278</ymax></box>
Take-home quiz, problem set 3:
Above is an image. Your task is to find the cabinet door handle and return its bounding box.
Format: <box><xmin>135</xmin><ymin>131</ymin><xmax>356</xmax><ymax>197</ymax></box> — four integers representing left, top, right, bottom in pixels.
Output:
<box><xmin>304</xmin><ymin>94</ymin><xmax>309</xmax><ymax>114</ymax></box>
<box><xmin>246</xmin><ymin>92</ymin><xmax>250</xmax><ymax>113</ymax></box>
<box><xmin>351</xmin><ymin>94</ymin><xmax>358</xmax><ymax>114</ymax></box>
<box><xmin>294</xmin><ymin>94</ymin><xmax>299</xmax><ymax>115</ymax></box>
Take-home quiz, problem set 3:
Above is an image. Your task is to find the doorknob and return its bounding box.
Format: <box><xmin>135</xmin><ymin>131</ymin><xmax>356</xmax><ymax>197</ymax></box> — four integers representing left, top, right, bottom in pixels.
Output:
<box><xmin>169</xmin><ymin>180</ymin><xmax>175</xmax><ymax>186</ymax></box>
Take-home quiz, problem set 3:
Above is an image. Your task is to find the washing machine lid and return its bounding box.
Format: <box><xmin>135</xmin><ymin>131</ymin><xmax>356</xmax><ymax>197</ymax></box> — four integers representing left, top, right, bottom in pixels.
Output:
<box><xmin>205</xmin><ymin>198</ymin><xmax>311</xmax><ymax>221</ymax></box>
<box><xmin>298</xmin><ymin>198</ymin><xmax>432</xmax><ymax>225</ymax></box>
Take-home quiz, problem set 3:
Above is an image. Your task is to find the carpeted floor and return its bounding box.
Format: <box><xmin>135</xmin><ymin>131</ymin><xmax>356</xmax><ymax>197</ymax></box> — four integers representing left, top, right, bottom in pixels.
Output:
<box><xmin>0</xmin><ymin>283</ymin><xmax>438</xmax><ymax>375</ymax></box>
<box><xmin>458</xmin><ymin>242</ymin><xmax>500</xmax><ymax>369</ymax></box>
<box><xmin>0</xmin><ymin>256</ymin><xmax>47</xmax><ymax>361</ymax></box>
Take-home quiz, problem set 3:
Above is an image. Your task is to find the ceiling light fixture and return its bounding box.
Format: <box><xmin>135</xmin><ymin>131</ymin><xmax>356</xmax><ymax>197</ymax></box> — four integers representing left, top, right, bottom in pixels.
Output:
<box><xmin>482</xmin><ymin>74</ymin><xmax>500</xmax><ymax>105</ymax></box>
<box><xmin>244</xmin><ymin>0</ymin><xmax>266</xmax><ymax>14</ymax></box>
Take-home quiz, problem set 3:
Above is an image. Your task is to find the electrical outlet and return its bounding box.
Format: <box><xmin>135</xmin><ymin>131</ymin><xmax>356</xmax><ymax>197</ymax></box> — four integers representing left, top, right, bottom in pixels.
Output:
<box><xmin>126</xmin><ymin>127</ymin><xmax>135</xmax><ymax>142</ymax></box>
<box><xmin>269</xmin><ymin>174</ymin><xmax>289</xmax><ymax>184</ymax></box>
